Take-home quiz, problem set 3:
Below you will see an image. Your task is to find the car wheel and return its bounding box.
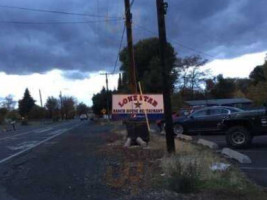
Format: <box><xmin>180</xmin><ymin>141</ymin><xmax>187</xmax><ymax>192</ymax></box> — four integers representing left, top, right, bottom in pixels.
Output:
<box><xmin>226</xmin><ymin>126</ymin><xmax>252</xmax><ymax>149</ymax></box>
<box><xmin>173</xmin><ymin>124</ymin><xmax>184</xmax><ymax>135</ymax></box>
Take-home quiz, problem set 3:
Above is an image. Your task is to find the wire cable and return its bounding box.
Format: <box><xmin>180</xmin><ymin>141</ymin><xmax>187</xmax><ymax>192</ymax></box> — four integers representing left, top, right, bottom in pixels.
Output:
<box><xmin>0</xmin><ymin>18</ymin><xmax>124</xmax><ymax>25</ymax></box>
<box><xmin>112</xmin><ymin>25</ymin><xmax>126</xmax><ymax>74</ymax></box>
<box><xmin>0</xmin><ymin>4</ymin><xmax>122</xmax><ymax>19</ymax></box>
<box><xmin>130</xmin><ymin>0</ymin><xmax>135</xmax><ymax>7</ymax></box>
<box><xmin>133</xmin><ymin>23</ymin><xmax>216</xmax><ymax>59</ymax></box>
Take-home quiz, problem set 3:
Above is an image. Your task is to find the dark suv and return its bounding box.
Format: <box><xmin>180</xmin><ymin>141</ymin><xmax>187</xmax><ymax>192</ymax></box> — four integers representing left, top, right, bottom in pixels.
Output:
<box><xmin>173</xmin><ymin>106</ymin><xmax>243</xmax><ymax>135</ymax></box>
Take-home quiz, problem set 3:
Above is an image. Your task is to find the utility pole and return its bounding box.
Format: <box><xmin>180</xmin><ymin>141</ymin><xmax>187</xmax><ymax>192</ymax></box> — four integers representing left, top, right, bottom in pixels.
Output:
<box><xmin>39</xmin><ymin>89</ymin><xmax>43</xmax><ymax>107</ymax></box>
<box><xmin>59</xmin><ymin>91</ymin><xmax>63</xmax><ymax>120</ymax></box>
<box><xmin>100</xmin><ymin>72</ymin><xmax>112</xmax><ymax>120</ymax></box>
<box><xmin>156</xmin><ymin>0</ymin><xmax>175</xmax><ymax>153</ymax></box>
<box><xmin>124</xmin><ymin>0</ymin><xmax>137</xmax><ymax>93</ymax></box>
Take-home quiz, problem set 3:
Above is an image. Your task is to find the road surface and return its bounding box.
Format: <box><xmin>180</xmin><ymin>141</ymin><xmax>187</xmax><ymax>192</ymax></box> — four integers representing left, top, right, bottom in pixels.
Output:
<box><xmin>0</xmin><ymin>120</ymin><xmax>80</xmax><ymax>164</ymax></box>
<box><xmin>0</xmin><ymin>120</ymin><xmax>133</xmax><ymax>200</ymax></box>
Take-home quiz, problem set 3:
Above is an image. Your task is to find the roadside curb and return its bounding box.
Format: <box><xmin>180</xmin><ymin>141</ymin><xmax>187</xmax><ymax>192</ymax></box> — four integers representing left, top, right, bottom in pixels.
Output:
<box><xmin>221</xmin><ymin>148</ymin><xmax>252</xmax><ymax>164</ymax></box>
<box><xmin>197</xmin><ymin>138</ymin><xmax>219</xmax><ymax>149</ymax></box>
<box><xmin>176</xmin><ymin>134</ymin><xmax>193</xmax><ymax>141</ymax></box>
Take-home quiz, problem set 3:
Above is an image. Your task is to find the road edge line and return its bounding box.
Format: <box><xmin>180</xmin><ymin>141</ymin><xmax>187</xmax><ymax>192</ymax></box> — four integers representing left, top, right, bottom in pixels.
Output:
<box><xmin>0</xmin><ymin>121</ymin><xmax>76</xmax><ymax>141</ymax></box>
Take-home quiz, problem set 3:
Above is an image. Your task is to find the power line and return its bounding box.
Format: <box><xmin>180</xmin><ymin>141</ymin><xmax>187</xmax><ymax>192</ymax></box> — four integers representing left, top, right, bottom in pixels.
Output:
<box><xmin>0</xmin><ymin>4</ymin><xmax>122</xmax><ymax>19</ymax></box>
<box><xmin>133</xmin><ymin>23</ymin><xmax>216</xmax><ymax>59</ymax></box>
<box><xmin>111</xmin><ymin>0</ymin><xmax>134</xmax><ymax>74</ymax></box>
<box><xmin>112</xmin><ymin>25</ymin><xmax>126</xmax><ymax>74</ymax></box>
<box><xmin>130</xmin><ymin>0</ymin><xmax>135</xmax><ymax>7</ymax></box>
<box><xmin>0</xmin><ymin>18</ymin><xmax>124</xmax><ymax>25</ymax></box>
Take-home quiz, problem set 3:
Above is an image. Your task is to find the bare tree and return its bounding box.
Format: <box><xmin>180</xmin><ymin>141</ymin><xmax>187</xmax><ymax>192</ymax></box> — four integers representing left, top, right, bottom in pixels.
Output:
<box><xmin>1</xmin><ymin>95</ymin><xmax>16</xmax><ymax>111</ymax></box>
<box><xmin>176</xmin><ymin>55</ymin><xmax>209</xmax><ymax>98</ymax></box>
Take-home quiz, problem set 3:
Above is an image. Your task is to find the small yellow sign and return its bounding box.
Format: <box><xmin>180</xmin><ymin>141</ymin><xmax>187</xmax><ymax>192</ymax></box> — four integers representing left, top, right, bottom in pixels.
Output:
<box><xmin>101</xmin><ymin>109</ymin><xmax>107</xmax><ymax>114</ymax></box>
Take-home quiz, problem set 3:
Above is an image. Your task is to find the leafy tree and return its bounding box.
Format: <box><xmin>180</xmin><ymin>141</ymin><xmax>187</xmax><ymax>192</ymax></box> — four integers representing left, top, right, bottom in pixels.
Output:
<box><xmin>249</xmin><ymin>65</ymin><xmax>265</xmax><ymax>85</ymax></box>
<box><xmin>0</xmin><ymin>108</ymin><xmax>8</xmax><ymax>124</ymax></box>
<box><xmin>234</xmin><ymin>78</ymin><xmax>251</xmax><ymax>95</ymax></box>
<box><xmin>62</xmin><ymin>96</ymin><xmax>76</xmax><ymax>119</ymax></box>
<box><xmin>247</xmin><ymin>82</ymin><xmax>267</xmax><ymax>106</ymax></box>
<box><xmin>6</xmin><ymin>110</ymin><xmax>20</xmax><ymax>121</ymax></box>
<box><xmin>76</xmin><ymin>103</ymin><xmax>89</xmax><ymax>115</ymax></box>
<box><xmin>247</xmin><ymin>60</ymin><xmax>267</xmax><ymax>105</ymax></box>
<box><xmin>119</xmin><ymin>37</ymin><xmax>177</xmax><ymax>93</ymax></box>
<box><xmin>18</xmin><ymin>88</ymin><xmax>35</xmax><ymax>117</ymax></box>
<box><xmin>210</xmin><ymin>75</ymin><xmax>236</xmax><ymax>99</ymax></box>
<box><xmin>29</xmin><ymin>105</ymin><xmax>46</xmax><ymax>120</ymax></box>
<box><xmin>45</xmin><ymin>97</ymin><xmax>59</xmax><ymax>119</ymax></box>
<box><xmin>92</xmin><ymin>87</ymin><xmax>112</xmax><ymax>115</ymax></box>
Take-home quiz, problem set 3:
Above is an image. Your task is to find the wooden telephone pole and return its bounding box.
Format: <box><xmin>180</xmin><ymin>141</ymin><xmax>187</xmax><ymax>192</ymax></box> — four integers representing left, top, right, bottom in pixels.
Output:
<box><xmin>39</xmin><ymin>89</ymin><xmax>43</xmax><ymax>107</ymax></box>
<box><xmin>100</xmin><ymin>72</ymin><xmax>111</xmax><ymax>120</ymax></box>
<box><xmin>156</xmin><ymin>0</ymin><xmax>175</xmax><ymax>153</ymax></box>
<box><xmin>59</xmin><ymin>91</ymin><xmax>63</xmax><ymax>120</ymax></box>
<box><xmin>124</xmin><ymin>0</ymin><xmax>137</xmax><ymax>93</ymax></box>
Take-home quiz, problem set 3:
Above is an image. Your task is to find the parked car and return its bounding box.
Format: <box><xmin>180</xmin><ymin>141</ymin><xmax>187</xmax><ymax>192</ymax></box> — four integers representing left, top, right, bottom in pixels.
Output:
<box><xmin>87</xmin><ymin>113</ymin><xmax>95</xmax><ymax>121</ymax></box>
<box><xmin>156</xmin><ymin>108</ymin><xmax>194</xmax><ymax>133</ymax></box>
<box><xmin>173</xmin><ymin>106</ymin><xmax>243</xmax><ymax>135</ymax></box>
<box><xmin>80</xmin><ymin>114</ymin><xmax>88</xmax><ymax>121</ymax></box>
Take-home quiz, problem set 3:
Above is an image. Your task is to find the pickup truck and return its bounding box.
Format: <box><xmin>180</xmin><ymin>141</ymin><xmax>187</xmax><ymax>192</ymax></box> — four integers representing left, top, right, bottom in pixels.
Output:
<box><xmin>219</xmin><ymin>109</ymin><xmax>267</xmax><ymax>148</ymax></box>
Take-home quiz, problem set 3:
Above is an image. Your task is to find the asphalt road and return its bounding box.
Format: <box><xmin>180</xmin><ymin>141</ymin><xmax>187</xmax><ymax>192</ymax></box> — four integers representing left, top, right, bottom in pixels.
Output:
<box><xmin>0</xmin><ymin>120</ymin><xmax>135</xmax><ymax>200</ymax></box>
<box><xmin>196</xmin><ymin>134</ymin><xmax>267</xmax><ymax>188</ymax></box>
<box><xmin>0</xmin><ymin>120</ymin><xmax>80</xmax><ymax>164</ymax></box>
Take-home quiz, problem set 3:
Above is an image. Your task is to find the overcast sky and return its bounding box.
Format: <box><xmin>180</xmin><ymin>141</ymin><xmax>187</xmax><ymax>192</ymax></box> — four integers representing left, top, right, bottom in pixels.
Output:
<box><xmin>0</xmin><ymin>0</ymin><xmax>266</xmax><ymax>106</ymax></box>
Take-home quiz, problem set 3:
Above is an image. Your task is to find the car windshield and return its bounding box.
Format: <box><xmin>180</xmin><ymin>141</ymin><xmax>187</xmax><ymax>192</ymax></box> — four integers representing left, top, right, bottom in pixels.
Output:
<box><xmin>191</xmin><ymin>109</ymin><xmax>208</xmax><ymax>117</ymax></box>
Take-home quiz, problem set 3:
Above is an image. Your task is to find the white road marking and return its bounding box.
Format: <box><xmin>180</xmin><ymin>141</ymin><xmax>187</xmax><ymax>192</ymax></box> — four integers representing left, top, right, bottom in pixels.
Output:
<box><xmin>33</xmin><ymin>128</ymin><xmax>52</xmax><ymax>133</ymax></box>
<box><xmin>0</xmin><ymin>121</ymin><xmax>75</xmax><ymax>141</ymax></box>
<box><xmin>7</xmin><ymin>141</ymin><xmax>39</xmax><ymax>151</ymax></box>
<box><xmin>0</xmin><ymin>123</ymin><xmax>81</xmax><ymax>164</ymax></box>
<box><xmin>241</xmin><ymin>167</ymin><xmax>267</xmax><ymax>171</ymax></box>
<box><xmin>46</xmin><ymin>129</ymin><xmax>68</xmax><ymax>136</ymax></box>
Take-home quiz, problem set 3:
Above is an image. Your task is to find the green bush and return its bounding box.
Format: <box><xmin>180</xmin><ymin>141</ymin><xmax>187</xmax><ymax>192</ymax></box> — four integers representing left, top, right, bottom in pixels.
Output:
<box><xmin>162</xmin><ymin>156</ymin><xmax>200</xmax><ymax>193</ymax></box>
<box><xmin>0</xmin><ymin>108</ymin><xmax>8</xmax><ymax>125</ymax></box>
<box><xmin>6</xmin><ymin>110</ymin><xmax>20</xmax><ymax>121</ymax></box>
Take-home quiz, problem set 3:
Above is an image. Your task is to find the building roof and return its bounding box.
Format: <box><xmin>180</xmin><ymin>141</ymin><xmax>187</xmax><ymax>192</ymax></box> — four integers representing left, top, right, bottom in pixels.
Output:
<box><xmin>185</xmin><ymin>98</ymin><xmax>252</xmax><ymax>106</ymax></box>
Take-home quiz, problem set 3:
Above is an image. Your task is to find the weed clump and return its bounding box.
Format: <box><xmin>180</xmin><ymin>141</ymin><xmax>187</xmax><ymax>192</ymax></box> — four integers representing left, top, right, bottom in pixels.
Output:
<box><xmin>162</xmin><ymin>155</ymin><xmax>200</xmax><ymax>193</ymax></box>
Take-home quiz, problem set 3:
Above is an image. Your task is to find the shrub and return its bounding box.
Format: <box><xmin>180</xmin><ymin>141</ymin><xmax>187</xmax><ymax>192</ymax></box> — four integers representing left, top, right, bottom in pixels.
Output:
<box><xmin>162</xmin><ymin>155</ymin><xmax>200</xmax><ymax>193</ymax></box>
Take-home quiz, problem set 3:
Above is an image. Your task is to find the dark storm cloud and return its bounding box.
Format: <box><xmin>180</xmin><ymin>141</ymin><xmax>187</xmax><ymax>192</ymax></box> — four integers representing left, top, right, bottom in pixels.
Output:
<box><xmin>0</xmin><ymin>0</ymin><xmax>266</xmax><ymax>77</ymax></box>
<box><xmin>132</xmin><ymin>0</ymin><xmax>267</xmax><ymax>59</ymax></box>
